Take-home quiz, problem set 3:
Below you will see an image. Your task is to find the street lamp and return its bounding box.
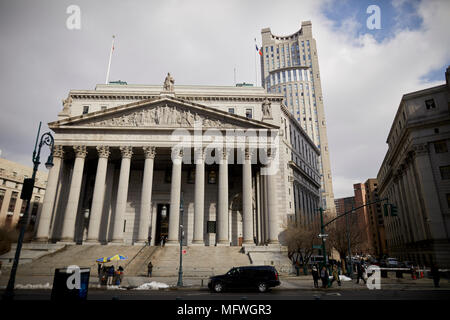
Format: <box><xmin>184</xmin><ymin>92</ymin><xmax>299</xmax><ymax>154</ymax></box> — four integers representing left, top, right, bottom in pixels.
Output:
<box><xmin>177</xmin><ymin>192</ymin><xmax>184</xmax><ymax>287</ymax></box>
<box><xmin>3</xmin><ymin>123</ymin><xmax>54</xmax><ymax>300</ymax></box>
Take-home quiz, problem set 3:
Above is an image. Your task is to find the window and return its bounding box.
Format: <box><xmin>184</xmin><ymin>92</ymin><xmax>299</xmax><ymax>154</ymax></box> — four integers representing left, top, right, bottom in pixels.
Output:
<box><xmin>245</xmin><ymin>109</ymin><xmax>252</xmax><ymax>119</ymax></box>
<box><xmin>440</xmin><ymin>166</ymin><xmax>450</xmax><ymax>180</ymax></box>
<box><xmin>207</xmin><ymin>221</ymin><xmax>216</xmax><ymax>233</ymax></box>
<box><xmin>434</xmin><ymin>141</ymin><xmax>448</xmax><ymax>153</ymax></box>
<box><xmin>8</xmin><ymin>191</ymin><xmax>18</xmax><ymax>214</ymax></box>
<box><xmin>101</xmin><ymin>106</ymin><xmax>107</xmax><ymax>111</ymax></box>
<box><xmin>228</xmin><ymin>108</ymin><xmax>235</xmax><ymax>114</ymax></box>
<box><xmin>425</xmin><ymin>99</ymin><xmax>436</xmax><ymax>109</ymax></box>
<box><xmin>83</xmin><ymin>106</ymin><xmax>89</xmax><ymax>114</ymax></box>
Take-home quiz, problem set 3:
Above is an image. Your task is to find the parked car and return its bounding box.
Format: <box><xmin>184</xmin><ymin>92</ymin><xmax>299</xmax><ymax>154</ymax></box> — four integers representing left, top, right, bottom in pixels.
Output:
<box><xmin>386</xmin><ymin>258</ymin><xmax>399</xmax><ymax>267</ymax></box>
<box><xmin>208</xmin><ymin>266</ymin><xmax>280</xmax><ymax>293</ymax></box>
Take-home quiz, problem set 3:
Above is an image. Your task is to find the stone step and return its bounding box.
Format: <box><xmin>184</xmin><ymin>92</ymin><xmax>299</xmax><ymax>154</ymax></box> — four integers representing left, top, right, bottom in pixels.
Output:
<box><xmin>150</xmin><ymin>246</ymin><xmax>252</xmax><ymax>276</ymax></box>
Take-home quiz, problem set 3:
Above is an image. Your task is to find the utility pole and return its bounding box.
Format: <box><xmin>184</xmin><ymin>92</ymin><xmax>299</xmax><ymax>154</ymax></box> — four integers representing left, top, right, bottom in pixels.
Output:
<box><xmin>318</xmin><ymin>207</ymin><xmax>328</xmax><ymax>267</ymax></box>
<box><xmin>346</xmin><ymin>203</ymin><xmax>354</xmax><ymax>278</ymax></box>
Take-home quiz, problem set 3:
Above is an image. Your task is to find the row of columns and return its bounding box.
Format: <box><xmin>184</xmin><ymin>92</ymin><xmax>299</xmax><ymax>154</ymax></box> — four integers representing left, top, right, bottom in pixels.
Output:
<box><xmin>36</xmin><ymin>145</ymin><xmax>279</xmax><ymax>245</ymax></box>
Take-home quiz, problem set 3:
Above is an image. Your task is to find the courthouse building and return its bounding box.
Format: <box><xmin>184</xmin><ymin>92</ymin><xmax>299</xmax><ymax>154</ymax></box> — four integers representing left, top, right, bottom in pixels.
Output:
<box><xmin>35</xmin><ymin>77</ymin><xmax>321</xmax><ymax>247</ymax></box>
<box><xmin>377</xmin><ymin>67</ymin><xmax>450</xmax><ymax>267</ymax></box>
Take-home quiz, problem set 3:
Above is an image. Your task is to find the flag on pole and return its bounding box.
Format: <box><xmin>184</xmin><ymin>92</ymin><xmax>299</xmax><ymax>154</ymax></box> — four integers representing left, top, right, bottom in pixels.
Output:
<box><xmin>255</xmin><ymin>43</ymin><xmax>263</xmax><ymax>56</ymax></box>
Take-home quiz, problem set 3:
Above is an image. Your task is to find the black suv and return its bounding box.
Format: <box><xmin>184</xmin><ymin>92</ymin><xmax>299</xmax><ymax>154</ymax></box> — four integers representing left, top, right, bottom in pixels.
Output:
<box><xmin>208</xmin><ymin>266</ymin><xmax>280</xmax><ymax>293</ymax></box>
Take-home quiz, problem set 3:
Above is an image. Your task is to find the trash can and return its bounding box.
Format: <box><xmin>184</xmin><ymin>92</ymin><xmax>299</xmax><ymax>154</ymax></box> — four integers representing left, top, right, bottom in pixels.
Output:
<box><xmin>51</xmin><ymin>267</ymin><xmax>90</xmax><ymax>300</ymax></box>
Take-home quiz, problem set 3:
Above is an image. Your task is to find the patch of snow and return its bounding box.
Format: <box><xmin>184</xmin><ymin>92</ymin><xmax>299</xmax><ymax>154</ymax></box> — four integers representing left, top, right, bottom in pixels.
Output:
<box><xmin>134</xmin><ymin>281</ymin><xmax>170</xmax><ymax>290</ymax></box>
<box><xmin>15</xmin><ymin>283</ymin><xmax>52</xmax><ymax>289</ymax></box>
<box><xmin>339</xmin><ymin>275</ymin><xmax>352</xmax><ymax>281</ymax></box>
<box><xmin>106</xmin><ymin>285</ymin><xmax>126</xmax><ymax>290</ymax></box>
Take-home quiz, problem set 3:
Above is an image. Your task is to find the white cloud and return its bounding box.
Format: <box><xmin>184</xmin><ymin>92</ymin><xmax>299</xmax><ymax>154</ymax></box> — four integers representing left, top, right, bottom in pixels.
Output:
<box><xmin>0</xmin><ymin>0</ymin><xmax>448</xmax><ymax>200</ymax></box>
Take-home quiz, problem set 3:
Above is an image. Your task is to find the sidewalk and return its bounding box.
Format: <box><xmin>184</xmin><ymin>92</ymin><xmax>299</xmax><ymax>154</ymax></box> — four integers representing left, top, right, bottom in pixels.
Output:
<box><xmin>1</xmin><ymin>272</ymin><xmax>449</xmax><ymax>291</ymax></box>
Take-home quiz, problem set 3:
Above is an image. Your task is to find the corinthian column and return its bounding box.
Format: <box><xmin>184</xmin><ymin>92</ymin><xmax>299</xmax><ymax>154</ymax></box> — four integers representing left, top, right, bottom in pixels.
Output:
<box><xmin>86</xmin><ymin>146</ymin><xmax>110</xmax><ymax>243</ymax></box>
<box><xmin>111</xmin><ymin>146</ymin><xmax>133</xmax><ymax>243</ymax></box>
<box><xmin>217</xmin><ymin>149</ymin><xmax>229</xmax><ymax>246</ymax></box>
<box><xmin>166</xmin><ymin>148</ymin><xmax>183</xmax><ymax>245</ymax></box>
<box><xmin>35</xmin><ymin>145</ymin><xmax>64</xmax><ymax>242</ymax></box>
<box><xmin>192</xmin><ymin>148</ymin><xmax>205</xmax><ymax>245</ymax></box>
<box><xmin>60</xmin><ymin>145</ymin><xmax>87</xmax><ymax>243</ymax></box>
<box><xmin>136</xmin><ymin>146</ymin><xmax>156</xmax><ymax>244</ymax></box>
<box><xmin>242</xmin><ymin>148</ymin><xmax>253</xmax><ymax>245</ymax></box>
<box><xmin>266</xmin><ymin>150</ymin><xmax>280</xmax><ymax>245</ymax></box>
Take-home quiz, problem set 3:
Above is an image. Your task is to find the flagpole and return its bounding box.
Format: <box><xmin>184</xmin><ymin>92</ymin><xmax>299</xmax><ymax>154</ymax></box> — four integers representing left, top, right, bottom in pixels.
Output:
<box><xmin>105</xmin><ymin>35</ymin><xmax>115</xmax><ymax>84</ymax></box>
<box><xmin>254</xmin><ymin>38</ymin><xmax>257</xmax><ymax>87</ymax></box>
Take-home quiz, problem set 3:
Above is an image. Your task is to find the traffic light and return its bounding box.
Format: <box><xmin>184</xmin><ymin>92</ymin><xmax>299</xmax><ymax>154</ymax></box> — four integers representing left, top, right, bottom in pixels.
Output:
<box><xmin>390</xmin><ymin>204</ymin><xmax>398</xmax><ymax>216</ymax></box>
<box><xmin>383</xmin><ymin>204</ymin><xmax>389</xmax><ymax>217</ymax></box>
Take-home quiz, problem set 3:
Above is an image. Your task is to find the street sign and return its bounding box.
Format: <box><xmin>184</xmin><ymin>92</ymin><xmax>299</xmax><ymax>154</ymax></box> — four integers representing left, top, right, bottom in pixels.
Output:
<box><xmin>318</xmin><ymin>233</ymin><xmax>328</xmax><ymax>238</ymax></box>
<box><xmin>313</xmin><ymin>245</ymin><xmax>322</xmax><ymax>249</ymax></box>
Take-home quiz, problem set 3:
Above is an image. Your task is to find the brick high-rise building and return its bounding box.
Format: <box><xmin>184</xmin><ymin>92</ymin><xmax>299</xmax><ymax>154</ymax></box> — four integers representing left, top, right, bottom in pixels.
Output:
<box><xmin>261</xmin><ymin>21</ymin><xmax>335</xmax><ymax>215</ymax></box>
<box><xmin>354</xmin><ymin>179</ymin><xmax>387</xmax><ymax>257</ymax></box>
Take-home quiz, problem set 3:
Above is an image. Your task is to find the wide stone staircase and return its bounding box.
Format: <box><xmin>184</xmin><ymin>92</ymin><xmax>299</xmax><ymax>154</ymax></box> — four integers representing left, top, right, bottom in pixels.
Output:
<box><xmin>149</xmin><ymin>246</ymin><xmax>253</xmax><ymax>277</ymax></box>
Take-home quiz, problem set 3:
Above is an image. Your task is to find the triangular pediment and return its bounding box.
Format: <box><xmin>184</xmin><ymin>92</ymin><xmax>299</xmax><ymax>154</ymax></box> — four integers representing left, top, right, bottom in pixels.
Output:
<box><xmin>49</xmin><ymin>96</ymin><xmax>277</xmax><ymax>130</ymax></box>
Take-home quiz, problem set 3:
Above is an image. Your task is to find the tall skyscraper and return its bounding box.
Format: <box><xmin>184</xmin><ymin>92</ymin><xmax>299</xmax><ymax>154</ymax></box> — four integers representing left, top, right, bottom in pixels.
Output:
<box><xmin>261</xmin><ymin>21</ymin><xmax>335</xmax><ymax>214</ymax></box>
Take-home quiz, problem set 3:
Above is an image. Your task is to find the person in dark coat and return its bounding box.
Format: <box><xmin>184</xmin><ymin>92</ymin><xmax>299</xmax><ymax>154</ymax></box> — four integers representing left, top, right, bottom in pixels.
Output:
<box><xmin>430</xmin><ymin>264</ymin><xmax>440</xmax><ymax>288</ymax></box>
<box><xmin>107</xmin><ymin>265</ymin><xmax>115</xmax><ymax>285</ymax></box>
<box><xmin>356</xmin><ymin>261</ymin><xmax>366</xmax><ymax>284</ymax></box>
<box><xmin>311</xmin><ymin>264</ymin><xmax>319</xmax><ymax>288</ymax></box>
<box><xmin>147</xmin><ymin>261</ymin><xmax>153</xmax><ymax>277</ymax></box>
<box><xmin>320</xmin><ymin>266</ymin><xmax>329</xmax><ymax>288</ymax></box>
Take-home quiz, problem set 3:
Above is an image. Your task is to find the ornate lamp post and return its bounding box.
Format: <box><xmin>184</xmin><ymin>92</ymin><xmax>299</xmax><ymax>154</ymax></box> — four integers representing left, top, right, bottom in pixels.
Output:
<box><xmin>3</xmin><ymin>123</ymin><xmax>54</xmax><ymax>300</ymax></box>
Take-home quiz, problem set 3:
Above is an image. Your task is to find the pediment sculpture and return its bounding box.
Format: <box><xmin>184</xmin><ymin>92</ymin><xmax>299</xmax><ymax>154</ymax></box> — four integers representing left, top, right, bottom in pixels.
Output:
<box><xmin>82</xmin><ymin>104</ymin><xmax>235</xmax><ymax>128</ymax></box>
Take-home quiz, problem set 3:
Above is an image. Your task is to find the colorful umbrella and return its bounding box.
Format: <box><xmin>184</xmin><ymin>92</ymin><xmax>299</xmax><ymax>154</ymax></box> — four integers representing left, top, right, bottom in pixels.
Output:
<box><xmin>96</xmin><ymin>257</ymin><xmax>109</xmax><ymax>263</ymax></box>
<box><xmin>108</xmin><ymin>254</ymin><xmax>128</xmax><ymax>261</ymax></box>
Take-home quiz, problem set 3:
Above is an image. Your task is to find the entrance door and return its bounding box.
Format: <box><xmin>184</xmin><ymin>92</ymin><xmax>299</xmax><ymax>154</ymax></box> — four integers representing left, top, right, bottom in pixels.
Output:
<box><xmin>155</xmin><ymin>204</ymin><xmax>170</xmax><ymax>245</ymax></box>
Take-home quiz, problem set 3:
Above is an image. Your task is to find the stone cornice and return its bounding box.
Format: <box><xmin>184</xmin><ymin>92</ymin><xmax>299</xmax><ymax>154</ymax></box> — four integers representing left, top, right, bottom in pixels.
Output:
<box><xmin>288</xmin><ymin>160</ymin><xmax>321</xmax><ymax>189</ymax></box>
<box><xmin>68</xmin><ymin>91</ymin><xmax>284</xmax><ymax>104</ymax></box>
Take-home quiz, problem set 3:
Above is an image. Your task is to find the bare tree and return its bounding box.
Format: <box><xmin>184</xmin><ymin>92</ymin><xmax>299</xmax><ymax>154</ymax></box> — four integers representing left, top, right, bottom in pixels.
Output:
<box><xmin>283</xmin><ymin>219</ymin><xmax>321</xmax><ymax>269</ymax></box>
<box><xmin>328</xmin><ymin>215</ymin><xmax>363</xmax><ymax>272</ymax></box>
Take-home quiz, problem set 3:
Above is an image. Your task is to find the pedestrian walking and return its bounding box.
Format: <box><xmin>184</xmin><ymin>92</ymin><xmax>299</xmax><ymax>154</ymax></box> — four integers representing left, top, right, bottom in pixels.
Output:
<box><xmin>356</xmin><ymin>261</ymin><xmax>366</xmax><ymax>284</ymax></box>
<box><xmin>430</xmin><ymin>264</ymin><xmax>440</xmax><ymax>288</ymax></box>
<box><xmin>320</xmin><ymin>266</ymin><xmax>329</xmax><ymax>288</ymax></box>
<box><xmin>311</xmin><ymin>264</ymin><xmax>319</xmax><ymax>288</ymax></box>
<box><xmin>147</xmin><ymin>261</ymin><xmax>153</xmax><ymax>277</ymax></box>
<box><xmin>330</xmin><ymin>264</ymin><xmax>341</xmax><ymax>287</ymax></box>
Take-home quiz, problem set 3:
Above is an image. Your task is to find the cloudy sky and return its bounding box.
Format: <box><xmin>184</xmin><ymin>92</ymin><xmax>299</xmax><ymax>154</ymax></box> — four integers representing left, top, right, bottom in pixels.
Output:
<box><xmin>0</xmin><ymin>0</ymin><xmax>449</xmax><ymax>198</ymax></box>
